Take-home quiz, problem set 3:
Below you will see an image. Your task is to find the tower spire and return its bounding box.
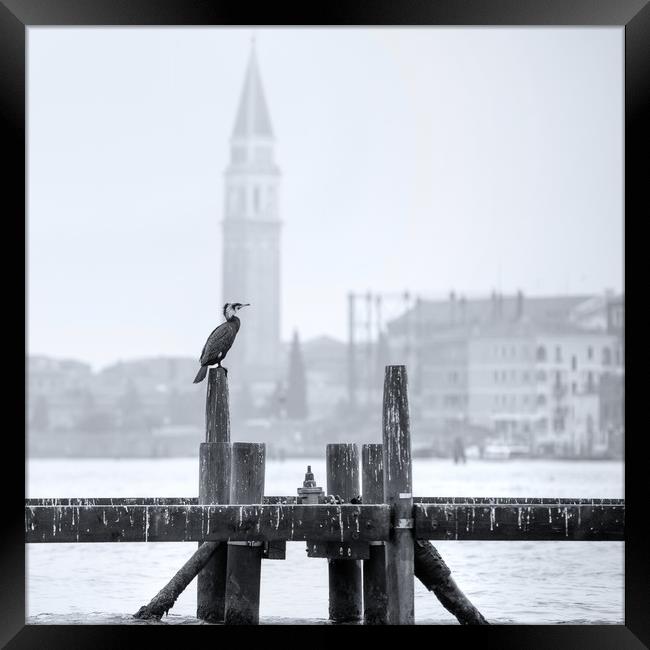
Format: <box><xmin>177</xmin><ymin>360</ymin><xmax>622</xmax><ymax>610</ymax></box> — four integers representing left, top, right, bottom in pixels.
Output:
<box><xmin>232</xmin><ymin>38</ymin><xmax>273</xmax><ymax>139</ymax></box>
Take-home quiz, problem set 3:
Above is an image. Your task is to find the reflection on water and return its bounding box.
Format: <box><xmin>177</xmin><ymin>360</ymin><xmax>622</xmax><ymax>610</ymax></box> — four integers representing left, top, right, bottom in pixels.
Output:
<box><xmin>26</xmin><ymin>458</ymin><xmax>624</xmax><ymax>624</ymax></box>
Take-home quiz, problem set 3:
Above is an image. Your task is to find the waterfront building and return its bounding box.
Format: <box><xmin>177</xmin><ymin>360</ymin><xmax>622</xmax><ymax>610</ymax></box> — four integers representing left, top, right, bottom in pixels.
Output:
<box><xmin>386</xmin><ymin>292</ymin><xmax>624</xmax><ymax>456</ymax></box>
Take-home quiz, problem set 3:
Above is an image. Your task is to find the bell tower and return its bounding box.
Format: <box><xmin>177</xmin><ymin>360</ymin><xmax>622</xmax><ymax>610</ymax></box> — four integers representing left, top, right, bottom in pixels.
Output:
<box><xmin>222</xmin><ymin>40</ymin><xmax>282</xmax><ymax>382</ymax></box>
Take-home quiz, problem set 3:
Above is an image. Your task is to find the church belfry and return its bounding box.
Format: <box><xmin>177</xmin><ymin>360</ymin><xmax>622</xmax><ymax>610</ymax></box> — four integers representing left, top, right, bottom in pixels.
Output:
<box><xmin>222</xmin><ymin>41</ymin><xmax>281</xmax><ymax>381</ymax></box>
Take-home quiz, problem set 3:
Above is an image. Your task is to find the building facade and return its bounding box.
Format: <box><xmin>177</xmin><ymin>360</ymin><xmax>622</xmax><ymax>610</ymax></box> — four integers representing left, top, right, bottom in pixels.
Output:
<box><xmin>385</xmin><ymin>292</ymin><xmax>624</xmax><ymax>456</ymax></box>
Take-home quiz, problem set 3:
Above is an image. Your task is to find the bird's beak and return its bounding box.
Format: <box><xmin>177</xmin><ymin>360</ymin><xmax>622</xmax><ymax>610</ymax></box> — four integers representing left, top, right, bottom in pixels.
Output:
<box><xmin>242</xmin><ymin>303</ymin><xmax>251</xmax><ymax>307</ymax></box>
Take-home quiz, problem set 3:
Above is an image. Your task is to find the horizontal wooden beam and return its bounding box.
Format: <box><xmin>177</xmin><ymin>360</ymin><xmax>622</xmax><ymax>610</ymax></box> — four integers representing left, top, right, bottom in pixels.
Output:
<box><xmin>25</xmin><ymin>496</ymin><xmax>624</xmax><ymax>507</ymax></box>
<box><xmin>25</xmin><ymin>496</ymin><xmax>298</xmax><ymax>507</ymax></box>
<box><xmin>414</xmin><ymin>503</ymin><xmax>624</xmax><ymax>541</ymax></box>
<box><xmin>25</xmin><ymin>500</ymin><xmax>624</xmax><ymax>543</ymax></box>
<box><xmin>25</xmin><ymin>504</ymin><xmax>390</xmax><ymax>544</ymax></box>
<box><xmin>412</xmin><ymin>497</ymin><xmax>625</xmax><ymax>506</ymax></box>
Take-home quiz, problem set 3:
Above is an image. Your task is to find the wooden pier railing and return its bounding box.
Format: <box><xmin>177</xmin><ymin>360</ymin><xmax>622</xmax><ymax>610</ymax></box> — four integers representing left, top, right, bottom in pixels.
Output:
<box><xmin>25</xmin><ymin>366</ymin><xmax>625</xmax><ymax>625</ymax></box>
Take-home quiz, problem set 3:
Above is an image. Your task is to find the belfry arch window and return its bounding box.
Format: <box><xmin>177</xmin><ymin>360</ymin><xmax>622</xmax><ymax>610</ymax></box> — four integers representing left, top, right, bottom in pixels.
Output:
<box><xmin>602</xmin><ymin>347</ymin><xmax>612</xmax><ymax>366</ymax></box>
<box><xmin>536</xmin><ymin>345</ymin><xmax>547</xmax><ymax>362</ymax></box>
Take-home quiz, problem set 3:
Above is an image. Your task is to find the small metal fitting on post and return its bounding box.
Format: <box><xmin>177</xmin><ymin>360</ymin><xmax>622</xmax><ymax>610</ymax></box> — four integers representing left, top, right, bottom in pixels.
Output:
<box><xmin>297</xmin><ymin>465</ymin><xmax>324</xmax><ymax>504</ymax></box>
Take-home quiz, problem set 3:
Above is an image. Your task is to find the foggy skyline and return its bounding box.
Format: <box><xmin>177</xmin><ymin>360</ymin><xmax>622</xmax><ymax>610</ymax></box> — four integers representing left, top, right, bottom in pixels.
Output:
<box><xmin>28</xmin><ymin>27</ymin><xmax>623</xmax><ymax>370</ymax></box>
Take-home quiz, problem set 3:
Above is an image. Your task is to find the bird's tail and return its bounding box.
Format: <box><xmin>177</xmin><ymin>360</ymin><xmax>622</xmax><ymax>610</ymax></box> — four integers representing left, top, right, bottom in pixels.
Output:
<box><xmin>193</xmin><ymin>366</ymin><xmax>208</xmax><ymax>384</ymax></box>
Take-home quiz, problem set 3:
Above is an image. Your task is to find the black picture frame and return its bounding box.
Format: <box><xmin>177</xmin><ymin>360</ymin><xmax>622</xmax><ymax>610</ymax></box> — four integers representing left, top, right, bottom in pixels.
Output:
<box><xmin>3</xmin><ymin>1</ymin><xmax>644</xmax><ymax>647</ymax></box>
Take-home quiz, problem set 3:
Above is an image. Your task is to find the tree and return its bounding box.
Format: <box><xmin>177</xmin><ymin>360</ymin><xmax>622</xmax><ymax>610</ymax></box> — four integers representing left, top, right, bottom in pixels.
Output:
<box><xmin>286</xmin><ymin>330</ymin><xmax>308</xmax><ymax>420</ymax></box>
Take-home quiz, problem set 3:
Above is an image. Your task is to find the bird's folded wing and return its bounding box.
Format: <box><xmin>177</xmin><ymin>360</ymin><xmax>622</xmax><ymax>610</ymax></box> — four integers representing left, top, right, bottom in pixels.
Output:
<box><xmin>199</xmin><ymin>322</ymin><xmax>232</xmax><ymax>365</ymax></box>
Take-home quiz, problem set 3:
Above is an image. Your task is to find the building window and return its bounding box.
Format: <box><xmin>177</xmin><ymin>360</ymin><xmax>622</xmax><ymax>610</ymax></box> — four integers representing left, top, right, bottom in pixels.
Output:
<box><xmin>536</xmin><ymin>369</ymin><xmax>546</xmax><ymax>381</ymax></box>
<box><xmin>555</xmin><ymin>346</ymin><xmax>562</xmax><ymax>362</ymax></box>
<box><xmin>602</xmin><ymin>347</ymin><xmax>612</xmax><ymax>366</ymax></box>
<box><xmin>571</xmin><ymin>355</ymin><xmax>577</xmax><ymax>371</ymax></box>
<box><xmin>572</xmin><ymin>382</ymin><xmax>577</xmax><ymax>395</ymax></box>
<box><xmin>254</xmin><ymin>186</ymin><xmax>260</xmax><ymax>213</ymax></box>
<box><xmin>537</xmin><ymin>394</ymin><xmax>546</xmax><ymax>405</ymax></box>
<box><xmin>266</xmin><ymin>187</ymin><xmax>276</xmax><ymax>211</ymax></box>
<box><xmin>536</xmin><ymin>346</ymin><xmax>546</xmax><ymax>362</ymax></box>
<box><xmin>587</xmin><ymin>346</ymin><xmax>593</xmax><ymax>361</ymax></box>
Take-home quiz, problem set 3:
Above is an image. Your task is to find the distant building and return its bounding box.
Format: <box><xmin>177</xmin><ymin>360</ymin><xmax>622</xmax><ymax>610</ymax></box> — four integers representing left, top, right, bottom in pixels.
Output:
<box><xmin>222</xmin><ymin>41</ymin><xmax>281</xmax><ymax>386</ymax></box>
<box><xmin>28</xmin><ymin>355</ymin><xmax>204</xmax><ymax>434</ymax></box>
<box><xmin>386</xmin><ymin>292</ymin><xmax>624</xmax><ymax>456</ymax></box>
<box><xmin>28</xmin><ymin>356</ymin><xmax>93</xmax><ymax>431</ymax></box>
<box><xmin>301</xmin><ymin>336</ymin><xmax>348</xmax><ymax>418</ymax></box>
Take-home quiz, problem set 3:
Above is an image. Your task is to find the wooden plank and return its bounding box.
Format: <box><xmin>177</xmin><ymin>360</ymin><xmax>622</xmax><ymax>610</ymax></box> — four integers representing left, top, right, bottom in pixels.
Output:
<box><xmin>24</xmin><ymin>496</ymin><xmax>623</xmax><ymax>507</ymax></box>
<box><xmin>362</xmin><ymin>443</ymin><xmax>387</xmax><ymax>625</ymax></box>
<box><xmin>24</xmin><ymin>502</ymin><xmax>624</xmax><ymax>543</ymax></box>
<box><xmin>25</xmin><ymin>503</ymin><xmax>390</xmax><ymax>543</ymax></box>
<box><xmin>413</xmin><ymin>497</ymin><xmax>625</xmax><ymax>506</ymax></box>
<box><xmin>225</xmin><ymin>442</ymin><xmax>266</xmax><ymax>625</ymax></box>
<box><xmin>414</xmin><ymin>503</ymin><xmax>625</xmax><ymax>541</ymax></box>
<box><xmin>326</xmin><ymin>443</ymin><xmax>362</xmax><ymax>622</ymax></box>
<box><xmin>382</xmin><ymin>365</ymin><xmax>415</xmax><ymax>625</ymax></box>
<box><xmin>26</xmin><ymin>497</ymin><xmax>199</xmax><ymax>507</ymax></box>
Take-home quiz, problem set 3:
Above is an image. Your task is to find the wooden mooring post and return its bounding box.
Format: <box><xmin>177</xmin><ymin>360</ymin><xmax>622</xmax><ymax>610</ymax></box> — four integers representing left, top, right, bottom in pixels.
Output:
<box><xmin>362</xmin><ymin>443</ymin><xmax>387</xmax><ymax>624</ymax></box>
<box><xmin>197</xmin><ymin>367</ymin><xmax>231</xmax><ymax>623</ymax></box>
<box><xmin>326</xmin><ymin>443</ymin><xmax>363</xmax><ymax>622</ymax></box>
<box><xmin>382</xmin><ymin>365</ymin><xmax>415</xmax><ymax>625</ymax></box>
<box><xmin>224</xmin><ymin>442</ymin><xmax>266</xmax><ymax>625</ymax></box>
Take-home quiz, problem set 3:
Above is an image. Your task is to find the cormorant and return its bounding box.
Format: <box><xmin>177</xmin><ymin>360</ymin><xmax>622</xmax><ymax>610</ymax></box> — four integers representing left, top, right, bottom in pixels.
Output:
<box><xmin>193</xmin><ymin>302</ymin><xmax>250</xmax><ymax>383</ymax></box>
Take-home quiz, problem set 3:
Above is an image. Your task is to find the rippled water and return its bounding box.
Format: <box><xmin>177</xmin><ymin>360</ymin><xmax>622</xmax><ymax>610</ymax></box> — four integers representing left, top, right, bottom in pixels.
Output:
<box><xmin>26</xmin><ymin>457</ymin><xmax>624</xmax><ymax>624</ymax></box>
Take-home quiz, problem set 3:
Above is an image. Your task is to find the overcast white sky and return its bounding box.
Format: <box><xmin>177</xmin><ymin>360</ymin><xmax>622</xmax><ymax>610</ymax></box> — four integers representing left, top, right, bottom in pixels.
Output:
<box><xmin>27</xmin><ymin>27</ymin><xmax>623</xmax><ymax>370</ymax></box>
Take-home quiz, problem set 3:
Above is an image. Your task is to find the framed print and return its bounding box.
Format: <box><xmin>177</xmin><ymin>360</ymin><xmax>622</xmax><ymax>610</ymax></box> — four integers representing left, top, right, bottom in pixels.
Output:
<box><xmin>2</xmin><ymin>0</ymin><xmax>645</xmax><ymax>647</ymax></box>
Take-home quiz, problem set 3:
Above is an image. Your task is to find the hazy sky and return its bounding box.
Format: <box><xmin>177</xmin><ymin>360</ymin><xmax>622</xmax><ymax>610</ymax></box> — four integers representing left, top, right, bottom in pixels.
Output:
<box><xmin>28</xmin><ymin>27</ymin><xmax>623</xmax><ymax>370</ymax></box>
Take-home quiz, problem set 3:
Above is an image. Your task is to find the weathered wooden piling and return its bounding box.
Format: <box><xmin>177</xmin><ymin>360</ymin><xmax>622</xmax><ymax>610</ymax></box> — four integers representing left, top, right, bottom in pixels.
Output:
<box><xmin>413</xmin><ymin>540</ymin><xmax>488</xmax><ymax>624</ymax></box>
<box><xmin>205</xmin><ymin>366</ymin><xmax>230</xmax><ymax>442</ymax></box>
<box><xmin>326</xmin><ymin>443</ymin><xmax>363</xmax><ymax>622</ymax></box>
<box><xmin>134</xmin><ymin>540</ymin><xmax>221</xmax><ymax>620</ymax></box>
<box><xmin>362</xmin><ymin>443</ymin><xmax>387</xmax><ymax>624</ymax></box>
<box><xmin>382</xmin><ymin>365</ymin><xmax>415</xmax><ymax>625</ymax></box>
<box><xmin>197</xmin><ymin>367</ymin><xmax>231</xmax><ymax>623</ymax></box>
<box><xmin>224</xmin><ymin>442</ymin><xmax>266</xmax><ymax>625</ymax></box>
